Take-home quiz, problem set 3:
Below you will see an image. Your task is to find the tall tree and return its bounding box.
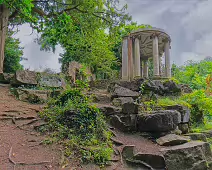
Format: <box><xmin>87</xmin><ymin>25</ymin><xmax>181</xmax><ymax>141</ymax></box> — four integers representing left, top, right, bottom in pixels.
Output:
<box><xmin>0</xmin><ymin>0</ymin><xmax>130</xmax><ymax>73</ymax></box>
<box><xmin>4</xmin><ymin>31</ymin><xmax>23</xmax><ymax>73</ymax></box>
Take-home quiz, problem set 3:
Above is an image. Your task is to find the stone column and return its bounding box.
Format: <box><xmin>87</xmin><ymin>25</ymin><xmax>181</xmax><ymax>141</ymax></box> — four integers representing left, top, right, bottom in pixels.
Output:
<box><xmin>152</xmin><ymin>35</ymin><xmax>160</xmax><ymax>77</ymax></box>
<box><xmin>128</xmin><ymin>37</ymin><xmax>133</xmax><ymax>81</ymax></box>
<box><xmin>143</xmin><ymin>60</ymin><xmax>148</xmax><ymax>78</ymax></box>
<box><xmin>122</xmin><ymin>37</ymin><xmax>128</xmax><ymax>80</ymax></box>
<box><xmin>165</xmin><ymin>40</ymin><xmax>171</xmax><ymax>78</ymax></box>
<box><xmin>134</xmin><ymin>38</ymin><xmax>141</xmax><ymax>78</ymax></box>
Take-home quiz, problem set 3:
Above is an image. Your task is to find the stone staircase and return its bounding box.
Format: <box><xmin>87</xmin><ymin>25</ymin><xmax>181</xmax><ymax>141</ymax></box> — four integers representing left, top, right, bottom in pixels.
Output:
<box><xmin>89</xmin><ymin>79</ymin><xmax>212</xmax><ymax>170</ymax></box>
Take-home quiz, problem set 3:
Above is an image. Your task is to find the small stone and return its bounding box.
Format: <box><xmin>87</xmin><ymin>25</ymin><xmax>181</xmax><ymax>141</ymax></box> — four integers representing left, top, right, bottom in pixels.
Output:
<box><xmin>156</xmin><ymin>134</ymin><xmax>190</xmax><ymax>146</ymax></box>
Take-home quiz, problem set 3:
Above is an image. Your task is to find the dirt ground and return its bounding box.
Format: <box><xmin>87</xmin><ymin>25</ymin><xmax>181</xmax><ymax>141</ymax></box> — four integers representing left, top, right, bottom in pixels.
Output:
<box><xmin>0</xmin><ymin>84</ymin><xmax>162</xmax><ymax>170</ymax></box>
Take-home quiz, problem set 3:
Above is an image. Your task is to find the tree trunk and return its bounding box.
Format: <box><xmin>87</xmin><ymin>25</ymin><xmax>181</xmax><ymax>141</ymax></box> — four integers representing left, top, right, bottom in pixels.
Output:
<box><xmin>0</xmin><ymin>4</ymin><xmax>9</xmax><ymax>73</ymax></box>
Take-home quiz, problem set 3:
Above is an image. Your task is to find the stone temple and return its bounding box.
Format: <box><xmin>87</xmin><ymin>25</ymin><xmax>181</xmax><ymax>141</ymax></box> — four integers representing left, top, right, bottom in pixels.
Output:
<box><xmin>122</xmin><ymin>27</ymin><xmax>171</xmax><ymax>81</ymax></box>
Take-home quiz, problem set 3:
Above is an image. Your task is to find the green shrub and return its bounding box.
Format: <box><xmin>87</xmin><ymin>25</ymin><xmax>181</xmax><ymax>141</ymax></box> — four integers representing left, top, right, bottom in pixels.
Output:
<box><xmin>181</xmin><ymin>90</ymin><xmax>212</xmax><ymax>124</ymax></box>
<box><xmin>39</xmin><ymin>85</ymin><xmax>112</xmax><ymax>166</ymax></box>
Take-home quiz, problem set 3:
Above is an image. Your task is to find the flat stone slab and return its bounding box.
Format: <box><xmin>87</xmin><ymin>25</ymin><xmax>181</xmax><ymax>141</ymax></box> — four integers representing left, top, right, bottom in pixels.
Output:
<box><xmin>137</xmin><ymin>110</ymin><xmax>181</xmax><ymax>132</ymax></box>
<box><xmin>161</xmin><ymin>141</ymin><xmax>212</xmax><ymax>170</ymax></box>
<box><xmin>111</xmin><ymin>84</ymin><xmax>139</xmax><ymax>99</ymax></box>
<box><xmin>156</xmin><ymin>134</ymin><xmax>190</xmax><ymax>146</ymax></box>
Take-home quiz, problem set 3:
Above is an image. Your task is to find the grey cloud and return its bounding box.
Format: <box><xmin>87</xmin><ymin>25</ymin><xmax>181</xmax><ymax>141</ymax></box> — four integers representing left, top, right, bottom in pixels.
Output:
<box><xmin>15</xmin><ymin>0</ymin><xmax>212</xmax><ymax>71</ymax></box>
<box><xmin>14</xmin><ymin>24</ymin><xmax>62</xmax><ymax>72</ymax></box>
<box><xmin>122</xmin><ymin>0</ymin><xmax>211</xmax><ymax>65</ymax></box>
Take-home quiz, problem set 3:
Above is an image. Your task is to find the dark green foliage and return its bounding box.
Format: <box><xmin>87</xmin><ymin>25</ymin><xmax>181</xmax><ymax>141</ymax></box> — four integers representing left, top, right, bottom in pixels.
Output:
<box><xmin>39</xmin><ymin>84</ymin><xmax>112</xmax><ymax>166</ymax></box>
<box><xmin>4</xmin><ymin>31</ymin><xmax>23</xmax><ymax>73</ymax></box>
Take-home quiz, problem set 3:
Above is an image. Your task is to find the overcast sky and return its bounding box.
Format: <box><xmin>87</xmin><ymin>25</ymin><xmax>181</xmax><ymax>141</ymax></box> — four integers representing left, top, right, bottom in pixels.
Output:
<box><xmin>15</xmin><ymin>0</ymin><xmax>211</xmax><ymax>72</ymax></box>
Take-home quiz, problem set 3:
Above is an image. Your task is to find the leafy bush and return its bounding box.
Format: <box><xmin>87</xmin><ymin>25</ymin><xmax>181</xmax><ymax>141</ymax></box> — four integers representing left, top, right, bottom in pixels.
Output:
<box><xmin>181</xmin><ymin>90</ymin><xmax>212</xmax><ymax>124</ymax></box>
<box><xmin>39</xmin><ymin>85</ymin><xmax>112</xmax><ymax>166</ymax></box>
<box><xmin>172</xmin><ymin>60</ymin><xmax>212</xmax><ymax>90</ymax></box>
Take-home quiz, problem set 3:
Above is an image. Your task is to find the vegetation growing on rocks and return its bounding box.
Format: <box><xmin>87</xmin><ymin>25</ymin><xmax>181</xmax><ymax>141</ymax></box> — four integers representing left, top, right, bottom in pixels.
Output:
<box><xmin>39</xmin><ymin>81</ymin><xmax>113</xmax><ymax>166</ymax></box>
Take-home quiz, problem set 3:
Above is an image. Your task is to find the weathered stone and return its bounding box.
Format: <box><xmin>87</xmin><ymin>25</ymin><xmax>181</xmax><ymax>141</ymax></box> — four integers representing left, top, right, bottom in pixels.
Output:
<box><xmin>137</xmin><ymin>110</ymin><xmax>181</xmax><ymax>132</ymax></box>
<box><xmin>202</xmin><ymin>130</ymin><xmax>212</xmax><ymax>138</ymax></box>
<box><xmin>163</xmin><ymin>80</ymin><xmax>181</xmax><ymax>94</ymax></box>
<box><xmin>122</xmin><ymin>101</ymin><xmax>138</xmax><ymax>114</ymax></box>
<box><xmin>156</xmin><ymin>134</ymin><xmax>190</xmax><ymax>146</ymax></box>
<box><xmin>0</xmin><ymin>73</ymin><xmax>14</xmax><ymax>83</ymax></box>
<box><xmin>133</xmin><ymin>153</ymin><xmax>165</xmax><ymax>169</ymax></box>
<box><xmin>108</xmin><ymin>79</ymin><xmax>145</xmax><ymax>92</ymax></box>
<box><xmin>164</xmin><ymin>105</ymin><xmax>190</xmax><ymax>123</ymax></box>
<box><xmin>110</xmin><ymin>115</ymin><xmax>136</xmax><ymax>132</ymax></box>
<box><xmin>12</xmin><ymin>88</ymin><xmax>60</xmax><ymax>104</ymax></box>
<box><xmin>13</xmin><ymin>88</ymin><xmax>48</xmax><ymax>103</ymax></box>
<box><xmin>185</xmin><ymin>133</ymin><xmax>207</xmax><ymax>142</ymax></box>
<box><xmin>11</xmin><ymin>70</ymin><xmax>38</xmax><ymax>86</ymax></box>
<box><xmin>161</xmin><ymin>141</ymin><xmax>212</xmax><ymax>170</ymax></box>
<box><xmin>112</xmin><ymin>97</ymin><xmax>134</xmax><ymax>107</ymax></box>
<box><xmin>91</xmin><ymin>92</ymin><xmax>111</xmax><ymax>104</ymax></box>
<box><xmin>98</xmin><ymin>105</ymin><xmax>121</xmax><ymax>117</ymax></box>
<box><xmin>178</xmin><ymin>123</ymin><xmax>189</xmax><ymax>134</ymax></box>
<box><xmin>141</xmin><ymin>79</ymin><xmax>159</xmax><ymax>94</ymax></box>
<box><xmin>38</xmin><ymin>73</ymin><xmax>64</xmax><ymax>88</ymax></box>
<box><xmin>111</xmin><ymin>84</ymin><xmax>139</xmax><ymax>99</ymax></box>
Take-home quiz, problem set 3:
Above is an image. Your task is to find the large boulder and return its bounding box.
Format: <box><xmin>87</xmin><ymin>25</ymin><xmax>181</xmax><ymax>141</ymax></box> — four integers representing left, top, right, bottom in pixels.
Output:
<box><xmin>137</xmin><ymin>110</ymin><xmax>181</xmax><ymax>132</ymax></box>
<box><xmin>161</xmin><ymin>141</ymin><xmax>212</xmax><ymax>170</ymax></box>
<box><xmin>0</xmin><ymin>73</ymin><xmax>14</xmax><ymax>84</ymax></box>
<box><xmin>156</xmin><ymin>134</ymin><xmax>190</xmax><ymax>146</ymax></box>
<box><xmin>164</xmin><ymin>105</ymin><xmax>190</xmax><ymax>123</ymax></box>
<box><xmin>11</xmin><ymin>70</ymin><xmax>38</xmax><ymax>86</ymax></box>
<box><xmin>110</xmin><ymin>84</ymin><xmax>139</xmax><ymax>99</ymax></box>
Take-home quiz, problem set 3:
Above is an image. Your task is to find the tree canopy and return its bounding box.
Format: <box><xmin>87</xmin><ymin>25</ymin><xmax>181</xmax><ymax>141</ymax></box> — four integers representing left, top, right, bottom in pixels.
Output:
<box><xmin>1</xmin><ymin>0</ymin><xmax>131</xmax><ymax>75</ymax></box>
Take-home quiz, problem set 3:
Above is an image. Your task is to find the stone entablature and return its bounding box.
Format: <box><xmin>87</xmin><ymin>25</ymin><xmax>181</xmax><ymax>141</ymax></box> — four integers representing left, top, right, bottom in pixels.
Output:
<box><xmin>122</xmin><ymin>27</ymin><xmax>171</xmax><ymax>81</ymax></box>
